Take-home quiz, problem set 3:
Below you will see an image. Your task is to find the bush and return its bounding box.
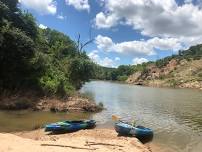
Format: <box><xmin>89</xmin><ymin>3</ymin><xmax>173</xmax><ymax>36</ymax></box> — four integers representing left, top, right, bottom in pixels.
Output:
<box><xmin>197</xmin><ymin>72</ymin><xmax>202</xmax><ymax>78</ymax></box>
<box><xmin>168</xmin><ymin>79</ymin><xmax>178</xmax><ymax>87</ymax></box>
<box><xmin>117</xmin><ymin>75</ymin><xmax>128</xmax><ymax>81</ymax></box>
<box><xmin>98</xmin><ymin>102</ymin><xmax>104</xmax><ymax>108</ymax></box>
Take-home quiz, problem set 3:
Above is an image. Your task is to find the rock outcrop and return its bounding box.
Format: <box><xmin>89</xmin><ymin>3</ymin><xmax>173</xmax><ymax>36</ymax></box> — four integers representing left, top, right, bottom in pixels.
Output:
<box><xmin>35</xmin><ymin>96</ymin><xmax>103</xmax><ymax>112</ymax></box>
<box><xmin>127</xmin><ymin>59</ymin><xmax>202</xmax><ymax>90</ymax></box>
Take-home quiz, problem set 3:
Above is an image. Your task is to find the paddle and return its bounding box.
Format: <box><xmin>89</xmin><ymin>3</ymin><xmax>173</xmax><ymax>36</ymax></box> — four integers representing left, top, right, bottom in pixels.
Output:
<box><xmin>111</xmin><ymin>115</ymin><xmax>121</xmax><ymax>121</ymax></box>
<box><xmin>111</xmin><ymin>115</ymin><xmax>128</xmax><ymax>123</ymax></box>
<box><xmin>112</xmin><ymin>115</ymin><xmax>136</xmax><ymax>126</ymax></box>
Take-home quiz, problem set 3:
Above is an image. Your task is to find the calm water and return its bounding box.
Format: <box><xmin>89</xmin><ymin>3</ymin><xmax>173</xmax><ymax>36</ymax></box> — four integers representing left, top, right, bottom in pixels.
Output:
<box><xmin>80</xmin><ymin>81</ymin><xmax>202</xmax><ymax>152</ymax></box>
<box><xmin>0</xmin><ymin>81</ymin><xmax>202</xmax><ymax>152</ymax></box>
<box><xmin>0</xmin><ymin>111</ymin><xmax>92</xmax><ymax>132</ymax></box>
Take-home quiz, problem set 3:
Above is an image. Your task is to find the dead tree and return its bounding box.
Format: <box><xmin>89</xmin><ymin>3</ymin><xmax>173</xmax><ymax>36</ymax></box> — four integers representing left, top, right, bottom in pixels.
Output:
<box><xmin>76</xmin><ymin>32</ymin><xmax>94</xmax><ymax>53</ymax></box>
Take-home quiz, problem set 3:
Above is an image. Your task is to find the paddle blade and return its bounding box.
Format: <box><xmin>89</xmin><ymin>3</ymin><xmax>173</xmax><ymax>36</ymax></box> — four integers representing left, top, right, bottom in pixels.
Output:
<box><xmin>112</xmin><ymin>115</ymin><xmax>120</xmax><ymax>121</ymax></box>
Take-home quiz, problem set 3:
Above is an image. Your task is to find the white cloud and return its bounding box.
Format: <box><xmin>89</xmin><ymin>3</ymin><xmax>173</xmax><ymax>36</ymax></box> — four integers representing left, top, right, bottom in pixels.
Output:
<box><xmin>66</xmin><ymin>0</ymin><xmax>90</xmax><ymax>12</ymax></box>
<box><xmin>94</xmin><ymin>0</ymin><xmax>202</xmax><ymax>55</ymax></box>
<box><xmin>95</xmin><ymin>35</ymin><xmax>114</xmax><ymax>51</ymax></box>
<box><xmin>57</xmin><ymin>15</ymin><xmax>65</xmax><ymax>20</ymax></box>
<box><xmin>113</xmin><ymin>40</ymin><xmax>155</xmax><ymax>56</ymax></box>
<box><xmin>115</xmin><ymin>57</ymin><xmax>120</xmax><ymax>61</ymax></box>
<box><xmin>20</xmin><ymin>0</ymin><xmax>57</xmax><ymax>15</ymax></box>
<box><xmin>95</xmin><ymin>35</ymin><xmax>184</xmax><ymax>56</ymax></box>
<box><xmin>39</xmin><ymin>24</ymin><xmax>47</xmax><ymax>29</ymax></box>
<box><xmin>101</xmin><ymin>57</ymin><xmax>115</xmax><ymax>67</ymax></box>
<box><xmin>132</xmin><ymin>58</ymin><xmax>148</xmax><ymax>65</ymax></box>
<box><xmin>88</xmin><ymin>50</ymin><xmax>117</xmax><ymax>67</ymax></box>
<box><xmin>147</xmin><ymin>37</ymin><xmax>182</xmax><ymax>52</ymax></box>
<box><xmin>95</xmin><ymin>0</ymin><xmax>202</xmax><ymax>38</ymax></box>
<box><xmin>95</xmin><ymin>12</ymin><xmax>118</xmax><ymax>29</ymax></box>
<box><xmin>88</xmin><ymin>50</ymin><xmax>100</xmax><ymax>61</ymax></box>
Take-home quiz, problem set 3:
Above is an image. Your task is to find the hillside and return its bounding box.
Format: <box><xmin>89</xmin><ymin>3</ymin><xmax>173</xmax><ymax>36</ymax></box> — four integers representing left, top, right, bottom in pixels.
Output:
<box><xmin>126</xmin><ymin>44</ymin><xmax>202</xmax><ymax>90</ymax></box>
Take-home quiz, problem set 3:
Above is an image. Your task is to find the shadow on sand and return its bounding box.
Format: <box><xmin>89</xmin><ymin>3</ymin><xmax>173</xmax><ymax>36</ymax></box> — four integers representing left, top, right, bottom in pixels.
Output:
<box><xmin>46</xmin><ymin>125</ymin><xmax>96</xmax><ymax>135</ymax></box>
<box><xmin>117</xmin><ymin>133</ymin><xmax>153</xmax><ymax>144</ymax></box>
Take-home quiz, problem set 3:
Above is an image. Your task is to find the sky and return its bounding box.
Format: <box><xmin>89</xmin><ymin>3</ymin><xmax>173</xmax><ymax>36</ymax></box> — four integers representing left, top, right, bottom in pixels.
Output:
<box><xmin>19</xmin><ymin>0</ymin><xmax>202</xmax><ymax>67</ymax></box>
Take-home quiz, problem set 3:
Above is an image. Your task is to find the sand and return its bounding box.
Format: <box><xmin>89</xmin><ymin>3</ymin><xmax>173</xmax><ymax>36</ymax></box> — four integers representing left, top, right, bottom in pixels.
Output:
<box><xmin>0</xmin><ymin>129</ymin><xmax>151</xmax><ymax>152</ymax></box>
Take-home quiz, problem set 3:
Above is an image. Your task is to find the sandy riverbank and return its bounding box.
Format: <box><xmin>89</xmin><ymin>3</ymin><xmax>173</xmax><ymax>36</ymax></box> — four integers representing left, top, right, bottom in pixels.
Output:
<box><xmin>0</xmin><ymin>129</ymin><xmax>151</xmax><ymax>152</ymax></box>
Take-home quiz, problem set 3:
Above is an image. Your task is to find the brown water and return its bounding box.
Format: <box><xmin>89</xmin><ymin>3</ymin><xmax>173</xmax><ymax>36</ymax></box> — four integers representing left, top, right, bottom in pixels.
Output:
<box><xmin>0</xmin><ymin>111</ymin><xmax>92</xmax><ymax>132</ymax></box>
<box><xmin>0</xmin><ymin>80</ymin><xmax>202</xmax><ymax>151</ymax></box>
<box><xmin>80</xmin><ymin>81</ymin><xmax>202</xmax><ymax>152</ymax></box>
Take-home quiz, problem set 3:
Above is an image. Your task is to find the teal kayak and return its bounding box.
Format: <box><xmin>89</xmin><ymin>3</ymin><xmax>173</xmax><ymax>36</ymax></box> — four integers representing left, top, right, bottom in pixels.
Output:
<box><xmin>115</xmin><ymin>122</ymin><xmax>153</xmax><ymax>139</ymax></box>
<box><xmin>45</xmin><ymin>120</ymin><xmax>96</xmax><ymax>132</ymax></box>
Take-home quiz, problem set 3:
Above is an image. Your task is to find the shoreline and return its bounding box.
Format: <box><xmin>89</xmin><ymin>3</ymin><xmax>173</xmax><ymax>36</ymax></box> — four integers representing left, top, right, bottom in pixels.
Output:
<box><xmin>0</xmin><ymin>128</ymin><xmax>152</xmax><ymax>152</ymax></box>
<box><xmin>92</xmin><ymin>79</ymin><xmax>202</xmax><ymax>91</ymax></box>
<box><xmin>0</xmin><ymin>93</ymin><xmax>103</xmax><ymax>112</ymax></box>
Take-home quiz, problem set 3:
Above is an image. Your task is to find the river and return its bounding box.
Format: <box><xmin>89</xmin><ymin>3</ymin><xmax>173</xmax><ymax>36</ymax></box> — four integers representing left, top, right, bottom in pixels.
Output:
<box><xmin>80</xmin><ymin>81</ymin><xmax>202</xmax><ymax>152</ymax></box>
<box><xmin>0</xmin><ymin>81</ymin><xmax>202</xmax><ymax>152</ymax></box>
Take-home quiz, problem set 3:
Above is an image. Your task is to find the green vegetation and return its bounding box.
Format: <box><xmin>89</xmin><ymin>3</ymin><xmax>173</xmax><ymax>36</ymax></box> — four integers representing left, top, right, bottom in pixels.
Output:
<box><xmin>94</xmin><ymin>65</ymin><xmax>134</xmax><ymax>81</ymax></box>
<box><xmin>155</xmin><ymin>44</ymin><xmax>202</xmax><ymax>68</ymax></box>
<box><xmin>0</xmin><ymin>0</ymin><xmax>95</xmax><ymax>97</ymax></box>
<box><xmin>1</xmin><ymin>0</ymin><xmax>202</xmax><ymax>97</ymax></box>
<box><xmin>94</xmin><ymin>44</ymin><xmax>202</xmax><ymax>83</ymax></box>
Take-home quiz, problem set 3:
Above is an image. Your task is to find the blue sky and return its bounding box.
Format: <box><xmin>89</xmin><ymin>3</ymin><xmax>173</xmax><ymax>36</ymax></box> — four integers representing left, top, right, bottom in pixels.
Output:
<box><xmin>19</xmin><ymin>0</ymin><xmax>202</xmax><ymax>67</ymax></box>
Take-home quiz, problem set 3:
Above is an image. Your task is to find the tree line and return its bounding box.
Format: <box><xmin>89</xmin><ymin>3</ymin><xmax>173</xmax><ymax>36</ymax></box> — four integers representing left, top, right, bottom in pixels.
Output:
<box><xmin>94</xmin><ymin>44</ymin><xmax>202</xmax><ymax>81</ymax></box>
<box><xmin>0</xmin><ymin>0</ymin><xmax>95</xmax><ymax>97</ymax></box>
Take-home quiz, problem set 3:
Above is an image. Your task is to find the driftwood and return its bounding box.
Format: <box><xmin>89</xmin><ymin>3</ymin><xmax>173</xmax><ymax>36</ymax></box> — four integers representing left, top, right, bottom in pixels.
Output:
<box><xmin>41</xmin><ymin>144</ymin><xmax>97</xmax><ymax>150</ymax></box>
<box><xmin>85</xmin><ymin>141</ymin><xmax>124</xmax><ymax>147</ymax></box>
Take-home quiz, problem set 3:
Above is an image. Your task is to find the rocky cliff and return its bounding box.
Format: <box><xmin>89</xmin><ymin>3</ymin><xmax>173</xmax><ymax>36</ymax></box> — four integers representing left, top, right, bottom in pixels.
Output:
<box><xmin>127</xmin><ymin>59</ymin><xmax>202</xmax><ymax>90</ymax></box>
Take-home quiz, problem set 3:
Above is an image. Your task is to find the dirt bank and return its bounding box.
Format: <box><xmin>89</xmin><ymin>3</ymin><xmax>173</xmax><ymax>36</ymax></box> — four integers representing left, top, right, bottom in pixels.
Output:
<box><xmin>0</xmin><ymin>94</ymin><xmax>103</xmax><ymax>112</ymax></box>
<box><xmin>0</xmin><ymin>129</ymin><xmax>151</xmax><ymax>152</ymax></box>
<box><xmin>127</xmin><ymin>59</ymin><xmax>202</xmax><ymax>90</ymax></box>
<box><xmin>34</xmin><ymin>96</ymin><xmax>103</xmax><ymax>112</ymax></box>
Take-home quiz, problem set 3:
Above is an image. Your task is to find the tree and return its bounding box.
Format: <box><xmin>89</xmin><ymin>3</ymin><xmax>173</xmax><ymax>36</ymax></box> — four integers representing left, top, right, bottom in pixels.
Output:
<box><xmin>76</xmin><ymin>34</ymin><xmax>94</xmax><ymax>53</ymax></box>
<box><xmin>0</xmin><ymin>24</ymin><xmax>35</xmax><ymax>89</ymax></box>
<box><xmin>0</xmin><ymin>0</ymin><xmax>18</xmax><ymax>12</ymax></box>
<box><xmin>68</xmin><ymin>57</ymin><xmax>95</xmax><ymax>89</ymax></box>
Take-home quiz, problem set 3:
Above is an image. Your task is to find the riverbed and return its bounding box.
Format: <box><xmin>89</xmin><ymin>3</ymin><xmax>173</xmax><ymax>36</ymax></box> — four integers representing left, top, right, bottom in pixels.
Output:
<box><xmin>0</xmin><ymin>81</ymin><xmax>202</xmax><ymax>152</ymax></box>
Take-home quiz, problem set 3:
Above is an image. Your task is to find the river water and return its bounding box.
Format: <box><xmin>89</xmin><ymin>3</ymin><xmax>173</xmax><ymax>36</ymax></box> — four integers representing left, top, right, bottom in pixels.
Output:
<box><xmin>0</xmin><ymin>80</ymin><xmax>202</xmax><ymax>152</ymax></box>
<box><xmin>80</xmin><ymin>81</ymin><xmax>202</xmax><ymax>152</ymax></box>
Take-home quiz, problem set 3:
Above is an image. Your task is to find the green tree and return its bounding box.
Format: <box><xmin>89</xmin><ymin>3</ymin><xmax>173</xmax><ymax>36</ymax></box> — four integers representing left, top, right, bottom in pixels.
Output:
<box><xmin>68</xmin><ymin>57</ymin><xmax>95</xmax><ymax>89</ymax></box>
<box><xmin>0</xmin><ymin>24</ymin><xmax>35</xmax><ymax>89</ymax></box>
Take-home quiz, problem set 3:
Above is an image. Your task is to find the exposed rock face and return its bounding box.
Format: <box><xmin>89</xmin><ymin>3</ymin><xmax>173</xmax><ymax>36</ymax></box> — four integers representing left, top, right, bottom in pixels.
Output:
<box><xmin>126</xmin><ymin>72</ymin><xmax>142</xmax><ymax>84</ymax></box>
<box><xmin>35</xmin><ymin>97</ymin><xmax>103</xmax><ymax>112</ymax></box>
<box><xmin>126</xmin><ymin>59</ymin><xmax>202</xmax><ymax>90</ymax></box>
<box><xmin>179</xmin><ymin>81</ymin><xmax>202</xmax><ymax>89</ymax></box>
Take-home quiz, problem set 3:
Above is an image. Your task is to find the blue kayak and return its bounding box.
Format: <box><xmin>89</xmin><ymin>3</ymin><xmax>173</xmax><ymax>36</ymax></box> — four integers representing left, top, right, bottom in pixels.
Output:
<box><xmin>45</xmin><ymin>120</ymin><xmax>96</xmax><ymax>132</ymax></box>
<box><xmin>115</xmin><ymin>122</ymin><xmax>153</xmax><ymax>139</ymax></box>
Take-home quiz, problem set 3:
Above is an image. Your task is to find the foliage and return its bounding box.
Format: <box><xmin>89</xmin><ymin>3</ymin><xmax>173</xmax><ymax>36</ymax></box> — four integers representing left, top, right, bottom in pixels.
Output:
<box><xmin>179</xmin><ymin>44</ymin><xmax>202</xmax><ymax>60</ymax></box>
<box><xmin>155</xmin><ymin>44</ymin><xmax>202</xmax><ymax>68</ymax></box>
<box><xmin>68</xmin><ymin>57</ymin><xmax>95</xmax><ymax>89</ymax></box>
<box><xmin>117</xmin><ymin>75</ymin><xmax>128</xmax><ymax>81</ymax></box>
<box><xmin>94</xmin><ymin>65</ymin><xmax>133</xmax><ymax>81</ymax></box>
<box><xmin>0</xmin><ymin>0</ymin><xmax>95</xmax><ymax>97</ymax></box>
<box><xmin>167</xmin><ymin>79</ymin><xmax>178</xmax><ymax>87</ymax></box>
<box><xmin>0</xmin><ymin>23</ymin><xmax>35</xmax><ymax>89</ymax></box>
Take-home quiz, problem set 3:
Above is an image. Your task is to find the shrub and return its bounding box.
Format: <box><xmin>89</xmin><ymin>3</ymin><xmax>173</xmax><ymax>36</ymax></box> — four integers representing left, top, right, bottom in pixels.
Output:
<box><xmin>117</xmin><ymin>75</ymin><xmax>128</xmax><ymax>81</ymax></box>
